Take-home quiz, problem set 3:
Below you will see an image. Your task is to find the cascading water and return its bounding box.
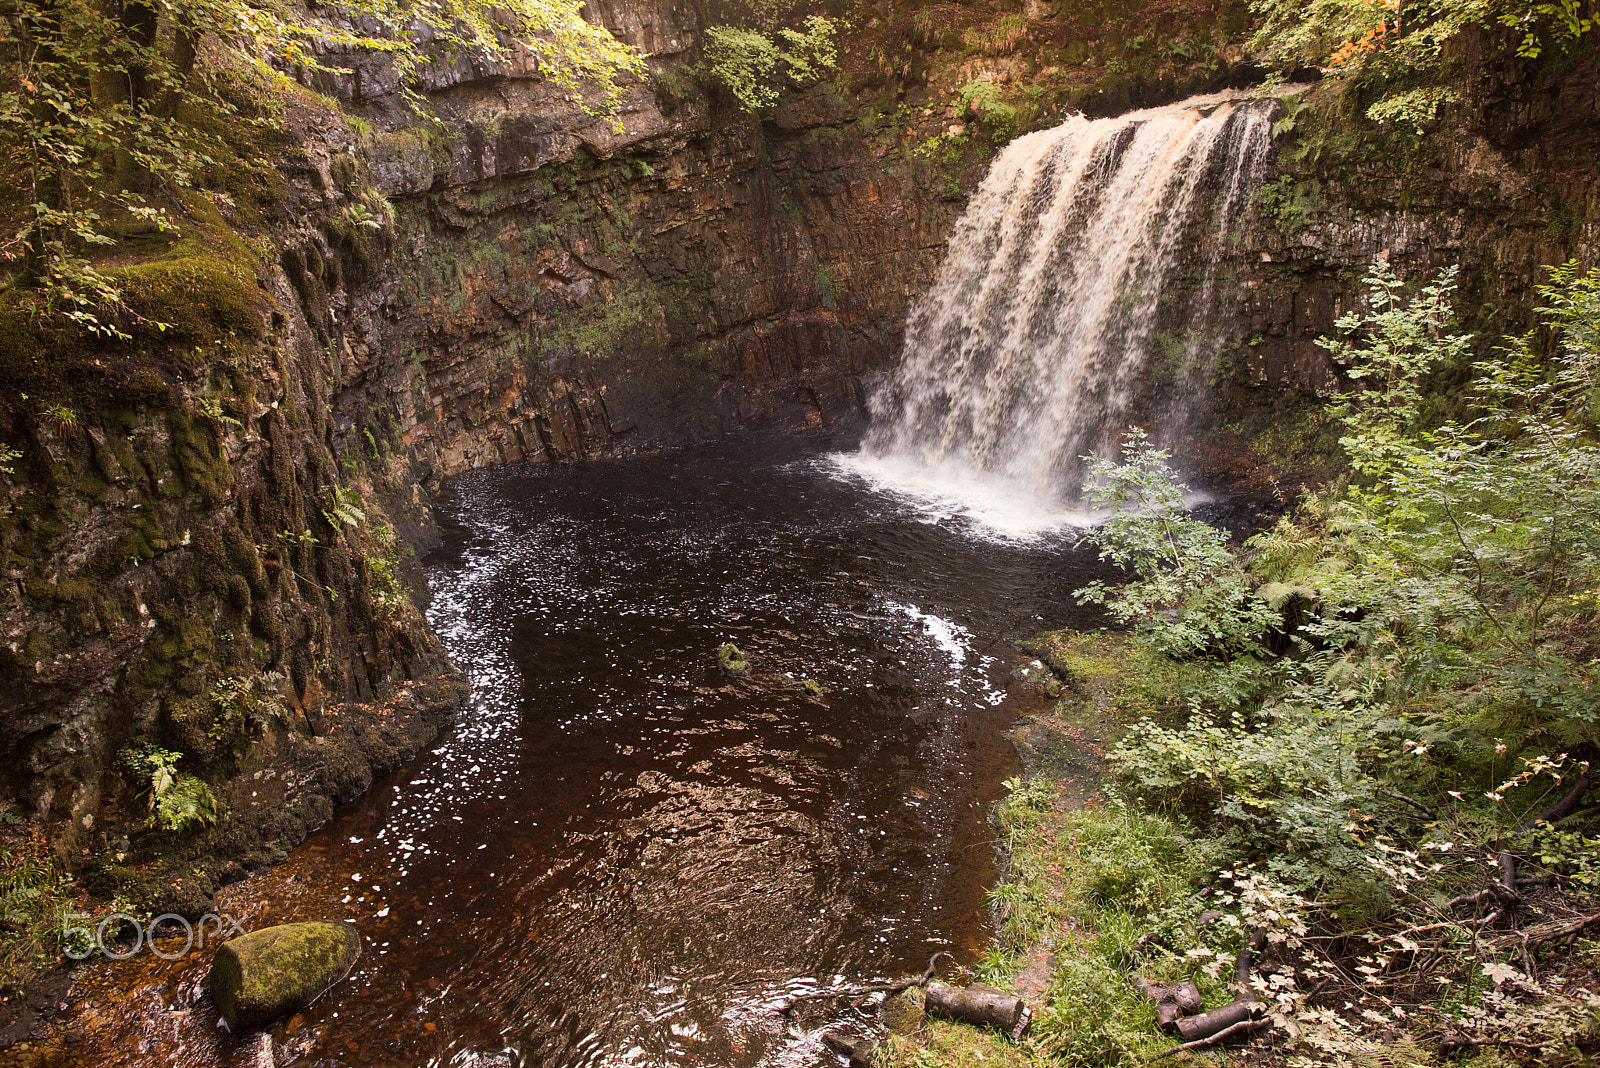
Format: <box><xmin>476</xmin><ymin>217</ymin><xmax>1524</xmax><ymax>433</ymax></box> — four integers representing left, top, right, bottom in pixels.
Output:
<box><xmin>842</xmin><ymin>93</ymin><xmax>1273</xmax><ymax>534</ymax></box>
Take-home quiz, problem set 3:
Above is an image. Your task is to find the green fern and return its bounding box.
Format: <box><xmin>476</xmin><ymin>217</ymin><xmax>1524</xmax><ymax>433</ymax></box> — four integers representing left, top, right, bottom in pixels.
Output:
<box><xmin>323</xmin><ymin>485</ymin><xmax>366</xmax><ymax>530</ymax></box>
<box><xmin>0</xmin><ymin>855</ymin><xmax>50</xmax><ymax>927</ymax></box>
<box><xmin>154</xmin><ymin>776</ymin><xmax>218</xmax><ymax>832</ymax></box>
<box><xmin>119</xmin><ymin>747</ymin><xmax>219</xmax><ymax>832</ymax></box>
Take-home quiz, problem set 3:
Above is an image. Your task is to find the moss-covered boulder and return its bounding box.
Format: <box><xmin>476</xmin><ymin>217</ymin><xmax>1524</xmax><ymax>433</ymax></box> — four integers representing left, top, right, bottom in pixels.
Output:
<box><xmin>717</xmin><ymin>642</ymin><xmax>749</xmax><ymax>677</ymax></box>
<box><xmin>210</xmin><ymin>921</ymin><xmax>361</xmax><ymax>1031</ymax></box>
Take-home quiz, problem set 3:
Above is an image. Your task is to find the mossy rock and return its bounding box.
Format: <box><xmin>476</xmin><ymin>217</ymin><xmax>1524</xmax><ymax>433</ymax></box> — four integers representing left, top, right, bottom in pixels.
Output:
<box><xmin>210</xmin><ymin>921</ymin><xmax>361</xmax><ymax>1031</ymax></box>
<box><xmin>107</xmin><ymin>256</ymin><xmax>266</xmax><ymax>344</ymax></box>
<box><xmin>717</xmin><ymin>642</ymin><xmax>749</xmax><ymax>678</ymax></box>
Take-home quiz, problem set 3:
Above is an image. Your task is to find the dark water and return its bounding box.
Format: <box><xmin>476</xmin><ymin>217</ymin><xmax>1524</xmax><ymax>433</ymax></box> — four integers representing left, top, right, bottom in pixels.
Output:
<box><xmin>68</xmin><ymin>432</ymin><xmax>1113</xmax><ymax>1068</ymax></box>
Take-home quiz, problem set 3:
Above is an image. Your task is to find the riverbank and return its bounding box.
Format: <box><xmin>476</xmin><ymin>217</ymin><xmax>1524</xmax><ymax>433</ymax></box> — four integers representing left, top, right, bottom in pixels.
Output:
<box><xmin>885</xmin><ymin>617</ymin><xmax>1600</xmax><ymax>1066</ymax></box>
<box><xmin>879</xmin><ymin>629</ymin><xmax>1207</xmax><ymax>1068</ymax></box>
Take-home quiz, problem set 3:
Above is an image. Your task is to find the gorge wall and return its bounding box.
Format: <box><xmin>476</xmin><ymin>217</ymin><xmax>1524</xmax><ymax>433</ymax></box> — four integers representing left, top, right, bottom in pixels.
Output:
<box><xmin>1</xmin><ymin>0</ymin><xmax>1597</xmax><ymax>916</ymax></box>
<box><xmin>1222</xmin><ymin>30</ymin><xmax>1600</xmax><ymax>397</ymax></box>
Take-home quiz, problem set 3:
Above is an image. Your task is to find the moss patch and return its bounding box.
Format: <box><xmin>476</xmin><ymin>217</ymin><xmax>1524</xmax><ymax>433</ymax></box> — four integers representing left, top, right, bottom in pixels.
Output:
<box><xmin>107</xmin><ymin>256</ymin><xmax>266</xmax><ymax>344</ymax></box>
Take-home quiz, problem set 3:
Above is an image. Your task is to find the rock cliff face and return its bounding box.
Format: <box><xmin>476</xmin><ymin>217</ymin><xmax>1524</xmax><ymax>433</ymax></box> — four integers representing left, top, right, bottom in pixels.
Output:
<box><xmin>312</xmin><ymin>0</ymin><xmax>972</xmax><ymax>486</ymax></box>
<box><xmin>299</xmin><ymin>0</ymin><xmax>1279</xmax><ymax>485</ymax></box>
<box><xmin>1</xmin><ymin>0</ymin><xmax>1596</xmax><ymax>913</ymax></box>
<box><xmin>1210</xmin><ymin>30</ymin><xmax>1600</xmax><ymax>407</ymax></box>
<box><xmin>0</xmin><ymin>165</ymin><xmax>470</xmax><ymax>908</ymax></box>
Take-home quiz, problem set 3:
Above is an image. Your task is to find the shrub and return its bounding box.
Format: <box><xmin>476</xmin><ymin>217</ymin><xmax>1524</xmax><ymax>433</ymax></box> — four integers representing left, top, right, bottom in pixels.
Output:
<box><xmin>704</xmin><ymin>16</ymin><xmax>839</xmax><ymax>111</ymax></box>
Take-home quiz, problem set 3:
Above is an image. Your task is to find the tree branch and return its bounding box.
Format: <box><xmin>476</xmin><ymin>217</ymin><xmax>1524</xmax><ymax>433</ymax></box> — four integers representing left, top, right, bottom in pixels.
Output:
<box><xmin>1156</xmin><ymin>1018</ymin><xmax>1268</xmax><ymax>1058</ymax></box>
<box><xmin>1378</xmin><ymin>786</ymin><xmax>1436</xmax><ymax>819</ymax></box>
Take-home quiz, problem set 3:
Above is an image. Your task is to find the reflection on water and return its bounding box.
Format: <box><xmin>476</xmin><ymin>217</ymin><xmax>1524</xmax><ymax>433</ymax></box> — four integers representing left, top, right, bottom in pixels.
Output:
<box><xmin>60</xmin><ymin>432</ymin><xmax>1112</xmax><ymax>1068</ymax></box>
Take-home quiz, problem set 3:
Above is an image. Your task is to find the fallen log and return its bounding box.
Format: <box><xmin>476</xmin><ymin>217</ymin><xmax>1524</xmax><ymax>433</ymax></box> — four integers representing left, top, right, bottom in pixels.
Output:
<box><xmin>786</xmin><ymin>956</ymin><xmax>1033</xmax><ymax>1042</ymax></box>
<box><xmin>1522</xmin><ymin>911</ymin><xmax>1600</xmax><ymax>948</ymax></box>
<box><xmin>1159</xmin><ymin>1017</ymin><xmax>1269</xmax><ymax>1058</ymax></box>
<box><xmin>1378</xmin><ymin>786</ymin><xmax>1437</xmax><ymax>819</ymax></box>
<box><xmin>1174</xmin><ymin>997</ymin><xmax>1265</xmax><ymax>1043</ymax></box>
<box><xmin>1134</xmin><ymin>978</ymin><xmax>1203</xmax><ymax>1010</ymax></box>
<box><xmin>1172</xmin><ymin>928</ymin><xmax>1267</xmax><ymax>1045</ymax></box>
<box><xmin>926</xmin><ymin>981</ymin><xmax>1028</xmax><ymax>1038</ymax></box>
<box><xmin>1377</xmin><ymin>910</ymin><xmax>1501</xmax><ymax>944</ymax></box>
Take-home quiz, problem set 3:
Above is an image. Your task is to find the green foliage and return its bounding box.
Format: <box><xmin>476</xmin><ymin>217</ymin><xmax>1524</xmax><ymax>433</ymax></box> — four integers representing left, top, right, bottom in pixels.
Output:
<box><xmin>119</xmin><ymin>746</ymin><xmax>217</xmax><ymax>832</ymax></box>
<box><xmin>1504</xmin><ymin>0</ymin><xmax>1599</xmax><ymax>55</ymax></box>
<box><xmin>1526</xmin><ymin>825</ymin><xmax>1600</xmax><ymax>886</ymax></box>
<box><xmin>1</xmin><ymin>0</ymin><xmax>643</xmax><ymax>335</ymax></box>
<box><xmin>1112</xmin><ymin>704</ymin><xmax>1389</xmax><ymax>905</ymax></box>
<box><xmin>323</xmin><ymin>485</ymin><xmax>366</xmax><ymax>530</ymax></box>
<box><xmin>1057</xmin><ymin>260</ymin><xmax>1600</xmax><ymax>1061</ymax></box>
<box><xmin>364</xmin><ymin>532</ymin><xmax>410</xmax><ymax>621</ymax></box>
<box><xmin>1248</xmin><ymin>0</ymin><xmax>1577</xmax><ymax>73</ymax></box>
<box><xmin>205</xmin><ymin>671</ymin><xmax>287</xmax><ymax>744</ymax></box>
<box><xmin>39</xmin><ymin>403</ymin><xmax>78</xmax><ymax>433</ymax></box>
<box><xmin>956</xmin><ymin>79</ymin><xmax>1024</xmax><ymax>140</ymax></box>
<box><xmin>1248</xmin><ymin>0</ymin><xmax>1592</xmax><ymax>126</ymax></box>
<box><xmin>974</xmin><ymin>784</ymin><xmax>1233</xmax><ymax>1063</ymax></box>
<box><xmin>1076</xmin><ymin>427</ymin><xmax>1279</xmax><ymax>663</ymax></box>
<box><xmin>908</xmin><ymin>8</ymin><xmax>952</xmax><ymax>49</ymax></box>
<box><xmin>1269</xmin><ymin>89</ymin><xmax>1310</xmax><ymax>140</ymax></box>
<box><xmin>961</xmin><ymin>13</ymin><xmax>1028</xmax><ymax>56</ymax></box>
<box><xmin>1318</xmin><ymin>261</ymin><xmax>1472</xmax><ymax>478</ymax></box>
<box><xmin>197</xmin><ymin>393</ymin><xmax>240</xmax><ymax>428</ymax></box>
<box><xmin>0</xmin><ymin>834</ymin><xmax>88</xmax><ymax>994</ymax></box>
<box><xmin>704</xmin><ymin>25</ymin><xmax>776</xmax><ymax>109</ymax></box>
<box><xmin>0</xmin><ymin>843</ymin><xmax>53</xmax><ymax>929</ymax></box>
<box><xmin>1366</xmin><ymin>86</ymin><xmax>1461</xmax><ymax>133</ymax></box>
<box><xmin>703</xmin><ymin>15</ymin><xmax>839</xmax><ymax>111</ymax></box>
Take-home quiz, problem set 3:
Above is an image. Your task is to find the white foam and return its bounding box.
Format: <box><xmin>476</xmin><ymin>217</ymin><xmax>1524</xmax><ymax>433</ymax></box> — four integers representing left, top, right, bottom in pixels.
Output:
<box><xmin>822</xmin><ymin>452</ymin><xmax>1102</xmax><ymax>539</ymax></box>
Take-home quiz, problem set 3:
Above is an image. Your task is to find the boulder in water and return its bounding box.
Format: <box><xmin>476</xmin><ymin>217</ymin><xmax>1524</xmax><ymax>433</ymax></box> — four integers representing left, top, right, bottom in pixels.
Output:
<box><xmin>717</xmin><ymin>643</ymin><xmax>749</xmax><ymax>677</ymax></box>
<box><xmin>210</xmin><ymin>921</ymin><xmax>361</xmax><ymax>1031</ymax></box>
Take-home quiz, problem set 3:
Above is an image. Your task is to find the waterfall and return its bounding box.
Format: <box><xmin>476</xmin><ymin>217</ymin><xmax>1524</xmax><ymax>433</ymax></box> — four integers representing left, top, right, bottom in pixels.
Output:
<box><xmin>843</xmin><ymin>94</ymin><xmax>1273</xmax><ymax>534</ymax></box>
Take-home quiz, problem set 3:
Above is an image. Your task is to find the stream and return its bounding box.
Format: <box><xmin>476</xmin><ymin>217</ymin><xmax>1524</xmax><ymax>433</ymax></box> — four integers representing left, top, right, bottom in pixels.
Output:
<box><xmin>63</xmin><ymin>430</ymin><xmax>1116</xmax><ymax>1068</ymax></box>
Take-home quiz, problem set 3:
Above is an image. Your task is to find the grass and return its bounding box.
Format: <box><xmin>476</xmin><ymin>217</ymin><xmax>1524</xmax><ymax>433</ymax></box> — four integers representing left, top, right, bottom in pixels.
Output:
<box><xmin>879</xmin><ymin>767</ymin><xmax>1237</xmax><ymax>1065</ymax></box>
<box><xmin>979</xmin><ymin>790</ymin><xmax>1236</xmax><ymax>1065</ymax></box>
<box><xmin>878</xmin><ymin>1016</ymin><xmax>1036</xmax><ymax>1067</ymax></box>
<box><xmin>1015</xmin><ymin>628</ymin><xmax>1188</xmax><ymax>726</ymax></box>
